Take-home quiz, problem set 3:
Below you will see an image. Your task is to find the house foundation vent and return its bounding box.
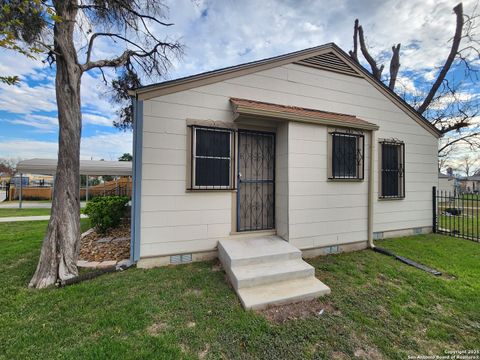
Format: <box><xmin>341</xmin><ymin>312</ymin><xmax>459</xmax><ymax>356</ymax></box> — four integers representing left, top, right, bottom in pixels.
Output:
<box><xmin>413</xmin><ymin>227</ymin><xmax>423</xmax><ymax>235</ymax></box>
<box><xmin>373</xmin><ymin>232</ymin><xmax>384</xmax><ymax>240</ymax></box>
<box><xmin>170</xmin><ymin>254</ymin><xmax>193</xmax><ymax>264</ymax></box>
<box><xmin>325</xmin><ymin>245</ymin><xmax>339</xmax><ymax>254</ymax></box>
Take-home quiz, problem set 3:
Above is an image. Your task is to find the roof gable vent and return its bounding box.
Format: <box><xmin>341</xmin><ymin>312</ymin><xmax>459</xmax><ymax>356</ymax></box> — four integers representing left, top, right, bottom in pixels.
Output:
<box><xmin>295</xmin><ymin>52</ymin><xmax>361</xmax><ymax>77</ymax></box>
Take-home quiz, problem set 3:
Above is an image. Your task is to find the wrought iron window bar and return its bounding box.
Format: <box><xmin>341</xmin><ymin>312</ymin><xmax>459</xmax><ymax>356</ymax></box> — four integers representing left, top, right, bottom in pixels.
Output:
<box><xmin>329</xmin><ymin>131</ymin><xmax>365</xmax><ymax>180</ymax></box>
<box><xmin>188</xmin><ymin>125</ymin><xmax>236</xmax><ymax>191</ymax></box>
<box><xmin>379</xmin><ymin>139</ymin><xmax>405</xmax><ymax>199</ymax></box>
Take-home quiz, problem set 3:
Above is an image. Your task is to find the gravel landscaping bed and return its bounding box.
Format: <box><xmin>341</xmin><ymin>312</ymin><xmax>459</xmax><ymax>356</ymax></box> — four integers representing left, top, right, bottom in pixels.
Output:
<box><xmin>79</xmin><ymin>224</ymin><xmax>130</xmax><ymax>262</ymax></box>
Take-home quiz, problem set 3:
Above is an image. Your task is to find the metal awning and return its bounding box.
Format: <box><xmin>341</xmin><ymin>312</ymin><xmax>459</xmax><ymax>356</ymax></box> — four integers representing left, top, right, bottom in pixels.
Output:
<box><xmin>16</xmin><ymin>158</ymin><xmax>132</xmax><ymax>176</ymax></box>
<box><xmin>230</xmin><ymin>97</ymin><xmax>379</xmax><ymax>131</ymax></box>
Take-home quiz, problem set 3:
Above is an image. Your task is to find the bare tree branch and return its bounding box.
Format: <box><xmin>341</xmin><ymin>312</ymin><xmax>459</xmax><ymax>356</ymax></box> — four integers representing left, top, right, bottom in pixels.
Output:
<box><xmin>358</xmin><ymin>25</ymin><xmax>384</xmax><ymax>80</ymax></box>
<box><xmin>81</xmin><ymin>40</ymin><xmax>180</xmax><ymax>72</ymax></box>
<box><xmin>417</xmin><ymin>3</ymin><xmax>464</xmax><ymax>114</ymax></box>
<box><xmin>77</xmin><ymin>3</ymin><xmax>174</xmax><ymax>27</ymax></box>
<box><xmin>442</xmin><ymin>133</ymin><xmax>480</xmax><ymax>153</ymax></box>
<box><xmin>84</xmin><ymin>32</ymin><xmax>145</xmax><ymax>64</ymax></box>
<box><xmin>349</xmin><ymin>19</ymin><xmax>359</xmax><ymax>62</ymax></box>
<box><xmin>388</xmin><ymin>44</ymin><xmax>401</xmax><ymax>90</ymax></box>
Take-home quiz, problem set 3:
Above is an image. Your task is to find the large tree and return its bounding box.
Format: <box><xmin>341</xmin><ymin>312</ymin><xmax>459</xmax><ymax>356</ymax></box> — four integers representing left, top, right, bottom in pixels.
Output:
<box><xmin>0</xmin><ymin>0</ymin><xmax>181</xmax><ymax>288</ymax></box>
<box><xmin>348</xmin><ymin>3</ymin><xmax>479</xmax><ymax>158</ymax></box>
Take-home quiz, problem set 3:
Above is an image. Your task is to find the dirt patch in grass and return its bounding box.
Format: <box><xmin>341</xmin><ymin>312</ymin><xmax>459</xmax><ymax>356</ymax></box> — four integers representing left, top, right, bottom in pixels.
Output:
<box><xmin>185</xmin><ymin>288</ymin><xmax>202</xmax><ymax>296</ymax></box>
<box><xmin>79</xmin><ymin>224</ymin><xmax>130</xmax><ymax>262</ymax></box>
<box><xmin>331</xmin><ymin>351</ymin><xmax>349</xmax><ymax>359</ymax></box>
<box><xmin>353</xmin><ymin>347</ymin><xmax>383</xmax><ymax>359</ymax></box>
<box><xmin>147</xmin><ymin>321</ymin><xmax>167</xmax><ymax>336</ymax></box>
<box><xmin>258</xmin><ymin>299</ymin><xmax>335</xmax><ymax>324</ymax></box>
<box><xmin>198</xmin><ymin>344</ymin><xmax>210</xmax><ymax>359</ymax></box>
<box><xmin>441</xmin><ymin>272</ymin><xmax>457</xmax><ymax>280</ymax></box>
<box><xmin>211</xmin><ymin>261</ymin><xmax>222</xmax><ymax>272</ymax></box>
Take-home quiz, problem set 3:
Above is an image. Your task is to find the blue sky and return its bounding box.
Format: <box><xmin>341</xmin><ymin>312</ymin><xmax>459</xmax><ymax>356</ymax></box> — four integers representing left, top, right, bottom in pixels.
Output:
<box><xmin>0</xmin><ymin>0</ymin><xmax>478</xmax><ymax>163</ymax></box>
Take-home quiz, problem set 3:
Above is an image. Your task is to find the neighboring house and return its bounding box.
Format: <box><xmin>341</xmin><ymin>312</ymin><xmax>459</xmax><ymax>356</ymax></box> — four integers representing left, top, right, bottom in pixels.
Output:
<box><xmin>458</xmin><ymin>175</ymin><xmax>480</xmax><ymax>193</ymax></box>
<box><xmin>127</xmin><ymin>43</ymin><xmax>440</xmax><ymax>308</ymax></box>
<box><xmin>438</xmin><ymin>173</ymin><xmax>455</xmax><ymax>194</ymax></box>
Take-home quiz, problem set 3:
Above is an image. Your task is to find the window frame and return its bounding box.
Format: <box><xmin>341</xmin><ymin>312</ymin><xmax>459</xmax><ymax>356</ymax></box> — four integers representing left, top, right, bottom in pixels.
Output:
<box><xmin>189</xmin><ymin>125</ymin><xmax>235</xmax><ymax>190</ymax></box>
<box><xmin>328</xmin><ymin>130</ymin><xmax>365</xmax><ymax>181</ymax></box>
<box><xmin>379</xmin><ymin>139</ymin><xmax>405</xmax><ymax>200</ymax></box>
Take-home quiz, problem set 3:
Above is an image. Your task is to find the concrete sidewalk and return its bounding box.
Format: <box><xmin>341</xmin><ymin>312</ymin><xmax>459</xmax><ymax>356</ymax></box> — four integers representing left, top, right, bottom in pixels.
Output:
<box><xmin>0</xmin><ymin>214</ymin><xmax>88</xmax><ymax>223</ymax></box>
<box><xmin>0</xmin><ymin>202</ymin><xmax>86</xmax><ymax>209</ymax></box>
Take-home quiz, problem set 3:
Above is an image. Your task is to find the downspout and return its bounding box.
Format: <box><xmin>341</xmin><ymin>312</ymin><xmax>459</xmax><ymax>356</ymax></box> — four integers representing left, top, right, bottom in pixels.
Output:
<box><xmin>368</xmin><ymin>130</ymin><xmax>376</xmax><ymax>248</ymax></box>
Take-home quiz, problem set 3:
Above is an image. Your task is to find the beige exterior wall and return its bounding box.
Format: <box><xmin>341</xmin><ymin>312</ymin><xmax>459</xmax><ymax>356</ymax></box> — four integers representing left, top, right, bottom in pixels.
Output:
<box><xmin>140</xmin><ymin>62</ymin><xmax>438</xmax><ymax>259</ymax></box>
<box><xmin>438</xmin><ymin>177</ymin><xmax>454</xmax><ymax>194</ymax></box>
<box><xmin>287</xmin><ymin>121</ymin><xmax>370</xmax><ymax>250</ymax></box>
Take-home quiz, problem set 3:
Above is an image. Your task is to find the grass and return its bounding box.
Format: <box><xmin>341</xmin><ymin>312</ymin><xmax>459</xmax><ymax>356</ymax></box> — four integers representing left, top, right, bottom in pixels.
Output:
<box><xmin>460</xmin><ymin>194</ymin><xmax>480</xmax><ymax>200</ymax></box>
<box><xmin>0</xmin><ymin>222</ymin><xmax>479</xmax><ymax>359</ymax></box>
<box><xmin>0</xmin><ymin>208</ymin><xmax>51</xmax><ymax>218</ymax></box>
<box><xmin>438</xmin><ymin>199</ymin><xmax>480</xmax><ymax>238</ymax></box>
<box><xmin>438</xmin><ymin>214</ymin><xmax>480</xmax><ymax>238</ymax></box>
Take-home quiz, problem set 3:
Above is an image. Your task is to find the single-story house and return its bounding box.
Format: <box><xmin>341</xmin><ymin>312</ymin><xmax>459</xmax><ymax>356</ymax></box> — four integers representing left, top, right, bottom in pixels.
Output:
<box><xmin>458</xmin><ymin>175</ymin><xmax>480</xmax><ymax>193</ymax></box>
<box><xmin>128</xmin><ymin>43</ymin><xmax>441</xmax><ymax>308</ymax></box>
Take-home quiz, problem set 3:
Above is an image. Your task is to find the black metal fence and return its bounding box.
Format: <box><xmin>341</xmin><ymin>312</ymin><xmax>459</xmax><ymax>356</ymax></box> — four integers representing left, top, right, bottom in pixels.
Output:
<box><xmin>433</xmin><ymin>186</ymin><xmax>480</xmax><ymax>242</ymax></box>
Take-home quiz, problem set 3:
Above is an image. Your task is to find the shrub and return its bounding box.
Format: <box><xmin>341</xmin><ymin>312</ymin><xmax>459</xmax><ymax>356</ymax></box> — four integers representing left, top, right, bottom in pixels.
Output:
<box><xmin>84</xmin><ymin>196</ymin><xmax>130</xmax><ymax>234</ymax></box>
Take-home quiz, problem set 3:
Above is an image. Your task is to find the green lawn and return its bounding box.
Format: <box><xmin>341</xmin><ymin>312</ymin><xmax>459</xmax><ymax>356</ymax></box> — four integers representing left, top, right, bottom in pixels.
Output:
<box><xmin>0</xmin><ymin>208</ymin><xmax>51</xmax><ymax>218</ymax></box>
<box><xmin>460</xmin><ymin>194</ymin><xmax>480</xmax><ymax>200</ymax></box>
<box><xmin>438</xmin><ymin>214</ymin><xmax>480</xmax><ymax>238</ymax></box>
<box><xmin>0</xmin><ymin>222</ymin><xmax>479</xmax><ymax>359</ymax></box>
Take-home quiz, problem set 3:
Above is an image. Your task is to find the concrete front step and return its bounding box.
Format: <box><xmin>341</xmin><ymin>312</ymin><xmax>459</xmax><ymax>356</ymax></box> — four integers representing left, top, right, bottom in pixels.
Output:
<box><xmin>237</xmin><ymin>277</ymin><xmax>331</xmax><ymax>310</ymax></box>
<box><xmin>218</xmin><ymin>236</ymin><xmax>330</xmax><ymax>310</ymax></box>
<box><xmin>218</xmin><ymin>236</ymin><xmax>302</xmax><ymax>267</ymax></box>
<box><xmin>231</xmin><ymin>259</ymin><xmax>315</xmax><ymax>289</ymax></box>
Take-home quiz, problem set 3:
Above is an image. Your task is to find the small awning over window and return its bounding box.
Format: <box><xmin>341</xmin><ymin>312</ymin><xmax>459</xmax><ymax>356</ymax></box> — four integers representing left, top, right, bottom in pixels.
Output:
<box><xmin>16</xmin><ymin>158</ymin><xmax>132</xmax><ymax>176</ymax></box>
<box><xmin>230</xmin><ymin>97</ymin><xmax>379</xmax><ymax>131</ymax></box>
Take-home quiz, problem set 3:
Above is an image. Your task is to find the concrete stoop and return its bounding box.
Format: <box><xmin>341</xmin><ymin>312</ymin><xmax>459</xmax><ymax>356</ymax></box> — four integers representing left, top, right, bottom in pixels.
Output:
<box><xmin>218</xmin><ymin>236</ymin><xmax>331</xmax><ymax>310</ymax></box>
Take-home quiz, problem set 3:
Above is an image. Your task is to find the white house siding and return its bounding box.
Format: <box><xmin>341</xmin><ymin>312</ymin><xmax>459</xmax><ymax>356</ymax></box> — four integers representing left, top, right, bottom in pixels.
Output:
<box><xmin>287</xmin><ymin>121</ymin><xmax>370</xmax><ymax>250</ymax></box>
<box><xmin>437</xmin><ymin>176</ymin><xmax>456</xmax><ymax>194</ymax></box>
<box><xmin>140</xmin><ymin>61</ymin><xmax>437</xmax><ymax>258</ymax></box>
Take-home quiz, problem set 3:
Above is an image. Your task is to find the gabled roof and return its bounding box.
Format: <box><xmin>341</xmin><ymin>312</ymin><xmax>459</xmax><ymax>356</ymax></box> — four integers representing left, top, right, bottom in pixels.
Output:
<box><xmin>438</xmin><ymin>172</ymin><xmax>453</xmax><ymax>179</ymax></box>
<box><xmin>129</xmin><ymin>43</ymin><xmax>441</xmax><ymax>138</ymax></box>
<box><xmin>231</xmin><ymin>98</ymin><xmax>379</xmax><ymax>130</ymax></box>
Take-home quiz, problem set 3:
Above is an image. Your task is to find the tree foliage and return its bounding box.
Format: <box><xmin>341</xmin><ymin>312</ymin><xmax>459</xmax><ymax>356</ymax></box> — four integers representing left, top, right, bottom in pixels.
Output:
<box><xmin>0</xmin><ymin>0</ymin><xmax>182</xmax><ymax>288</ymax></box>
<box><xmin>118</xmin><ymin>153</ymin><xmax>133</xmax><ymax>161</ymax></box>
<box><xmin>111</xmin><ymin>69</ymin><xmax>141</xmax><ymax>131</ymax></box>
<box><xmin>83</xmin><ymin>195</ymin><xmax>129</xmax><ymax>234</ymax></box>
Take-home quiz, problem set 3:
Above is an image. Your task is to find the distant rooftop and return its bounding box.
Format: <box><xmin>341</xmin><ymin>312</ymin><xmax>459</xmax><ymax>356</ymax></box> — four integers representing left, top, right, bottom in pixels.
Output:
<box><xmin>16</xmin><ymin>158</ymin><xmax>132</xmax><ymax>176</ymax></box>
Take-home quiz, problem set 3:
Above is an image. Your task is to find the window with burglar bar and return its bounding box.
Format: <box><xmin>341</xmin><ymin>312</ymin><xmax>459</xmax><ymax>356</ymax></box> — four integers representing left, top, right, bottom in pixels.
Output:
<box><xmin>329</xmin><ymin>131</ymin><xmax>364</xmax><ymax>180</ymax></box>
<box><xmin>189</xmin><ymin>126</ymin><xmax>234</xmax><ymax>190</ymax></box>
<box><xmin>379</xmin><ymin>140</ymin><xmax>405</xmax><ymax>199</ymax></box>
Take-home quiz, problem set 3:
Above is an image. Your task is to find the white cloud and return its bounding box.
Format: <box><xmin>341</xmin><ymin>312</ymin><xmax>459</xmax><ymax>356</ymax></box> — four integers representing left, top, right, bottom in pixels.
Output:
<box><xmin>0</xmin><ymin>80</ymin><xmax>56</xmax><ymax>114</ymax></box>
<box><xmin>428</xmin><ymin>91</ymin><xmax>476</xmax><ymax>110</ymax></box>
<box><xmin>80</xmin><ymin>131</ymin><xmax>133</xmax><ymax>160</ymax></box>
<box><xmin>0</xmin><ymin>0</ymin><xmax>478</xmax><ymax>163</ymax></box>
<box><xmin>0</xmin><ymin>138</ymin><xmax>58</xmax><ymax>159</ymax></box>
<box><xmin>83</xmin><ymin>113</ymin><xmax>114</xmax><ymax>127</ymax></box>
<box><xmin>7</xmin><ymin>114</ymin><xmax>58</xmax><ymax>133</ymax></box>
<box><xmin>0</xmin><ymin>132</ymin><xmax>132</xmax><ymax>160</ymax></box>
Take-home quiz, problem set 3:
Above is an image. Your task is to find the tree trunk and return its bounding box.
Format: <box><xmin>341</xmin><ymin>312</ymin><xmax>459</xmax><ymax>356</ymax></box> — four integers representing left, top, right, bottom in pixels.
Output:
<box><xmin>29</xmin><ymin>1</ymin><xmax>82</xmax><ymax>289</ymax></box>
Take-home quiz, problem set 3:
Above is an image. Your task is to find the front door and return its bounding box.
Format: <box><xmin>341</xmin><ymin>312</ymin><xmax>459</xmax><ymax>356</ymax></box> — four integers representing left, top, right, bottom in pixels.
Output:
<box><xmin>237</xmin><ymin>130</ymin><xmax>275</xmax><ymax>231</ymax></box>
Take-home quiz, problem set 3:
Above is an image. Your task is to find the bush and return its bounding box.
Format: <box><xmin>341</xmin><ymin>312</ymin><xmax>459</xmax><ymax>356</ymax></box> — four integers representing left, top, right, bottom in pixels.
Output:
<box><xmin>84</xmin><ymin>196</ymin><xmax>129</xmax><ymax>234</ymax></box>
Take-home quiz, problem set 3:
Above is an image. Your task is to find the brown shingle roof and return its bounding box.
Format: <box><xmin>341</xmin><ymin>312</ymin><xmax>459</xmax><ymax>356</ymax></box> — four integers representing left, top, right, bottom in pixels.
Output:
<box><xmin>230</xmin><ymin>98</ymin><xmax>379</xmax><ymax>130</ymax></box>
